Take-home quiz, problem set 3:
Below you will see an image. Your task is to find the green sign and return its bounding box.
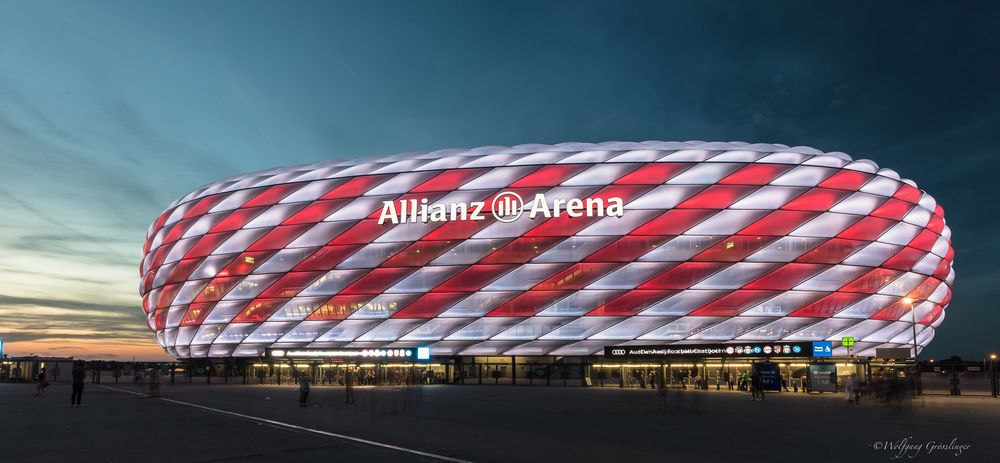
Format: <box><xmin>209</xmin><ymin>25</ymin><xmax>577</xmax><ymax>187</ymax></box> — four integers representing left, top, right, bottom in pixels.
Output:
<box><xmin>841</xmin><ymin>336</ymin><xmax>855</xmax><ymax>347</ymax></box>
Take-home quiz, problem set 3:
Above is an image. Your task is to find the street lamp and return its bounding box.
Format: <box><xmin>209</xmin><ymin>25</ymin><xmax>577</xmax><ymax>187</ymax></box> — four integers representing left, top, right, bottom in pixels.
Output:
<box><xmin>902</xmin><ymin>297</ymin><xmax>922</xmax><ymax>394</ymax></box>
<box><xmin>991</xmin><ymin>354</ymin><xmax>998</xmax><ymax>398</ymax></box>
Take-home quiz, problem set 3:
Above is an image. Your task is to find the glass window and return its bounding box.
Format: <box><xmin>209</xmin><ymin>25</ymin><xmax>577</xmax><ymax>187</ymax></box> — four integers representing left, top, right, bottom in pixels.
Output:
<box><xmin>298</xmin><ymin>269</ymin><xmax>367</xmax><ymax>296</ymax></box>
<box><xmin>221</xmin><ymin>274</ymin><xmax>280</xmax><ymax>301</ymax></box>
<box><xmin>245</xmin><ymin>322</ymin><xmax>298</xmax><ymax>343</ymax></box>
<box><xmin>189</xmin><ymin>324</ymin><xmax>225</xmax><ymax>345</ymax></box>
<box><xmin>336</xmin><ymin>242</ymin><xmax>407</xmax><ymax>269</ymax></box>
<box><xmin>315</xmin><ymin>320</ymin><xmax>380</xmax><ymax>342</ymax></box>
<box><xmin>638</xmin><ymin>316</ymin><xmax>725</xmax><ymax>340</ymax></box>
<box><xmin>203</xmin><ymin>301</ymin><xmax>249</xmax><ymax>324</ymax></box>
<box><xmin>213</xmin><ymin>323</ymin><xmax>259</xmax><ymax>344</ymax></box>
<box><xmin>439</xmin><ymin>292</ymin><xmax>520</xmax><ymax>317</ymax></box>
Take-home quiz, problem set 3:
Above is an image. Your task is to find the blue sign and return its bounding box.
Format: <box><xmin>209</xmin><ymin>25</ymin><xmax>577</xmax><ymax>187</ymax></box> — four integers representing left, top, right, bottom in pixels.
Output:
<box><xmin>416</xmin><ymin>346</ymin><xmax>431</xmax><ymax>361</ymax></box>
<box><xmin>792</xmin><ymin>345</ymin><xmax>802</xmax><ymax>354</ymax></box>
<box><xmin>755</xmin><ymin>363</ymin><xmax>783</xmax><ymax>391</ymax></box>
<box><xmin>0</xmin><ymin>338</ymin><xmax>4</xmax><ymax>357</ymax></box>
<box><xmin>812</xmin><ymin>341</ymin><xmax>833</xmax><ymax>357</ymax></box>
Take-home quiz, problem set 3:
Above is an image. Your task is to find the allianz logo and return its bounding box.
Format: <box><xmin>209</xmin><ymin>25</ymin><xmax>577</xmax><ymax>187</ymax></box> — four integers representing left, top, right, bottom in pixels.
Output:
<box><xmin>378</xmin><ymin>191</ymin><xmax>625</xmax><ymax>224</ymax></box>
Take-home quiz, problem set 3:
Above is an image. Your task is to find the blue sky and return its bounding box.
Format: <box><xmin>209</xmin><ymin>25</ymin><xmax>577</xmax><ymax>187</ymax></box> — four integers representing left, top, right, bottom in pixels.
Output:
<box><xmin>0</xmin><ymin>0</ymin><xmax>997</xmax><ymax>360</ymax></box>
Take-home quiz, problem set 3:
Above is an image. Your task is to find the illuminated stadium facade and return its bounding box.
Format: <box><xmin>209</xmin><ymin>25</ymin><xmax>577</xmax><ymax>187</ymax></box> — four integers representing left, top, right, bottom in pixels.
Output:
<box><xmin>140</xmin><ymin>141</ymin><xmax>955</xmax><ymax>365</ymax></box>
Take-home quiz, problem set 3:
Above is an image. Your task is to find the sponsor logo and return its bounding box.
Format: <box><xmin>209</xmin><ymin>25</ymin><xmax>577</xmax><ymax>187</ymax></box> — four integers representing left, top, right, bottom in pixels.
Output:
<box><xmin>610</xmin><ymin>349</ymin><xmax>627</xmax><ymax>356</ymax></box>
<box><xmin>378</xmin><ymin>191</ymin><xmax>625</xmax><ymax>224</ymax></box>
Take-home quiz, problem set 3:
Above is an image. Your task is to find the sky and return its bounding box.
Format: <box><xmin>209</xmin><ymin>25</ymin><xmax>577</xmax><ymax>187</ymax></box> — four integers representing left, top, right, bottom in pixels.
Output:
<box><xmin>0</xmin><ymin>0</ymin><xmax>997</xmax><ymax>361</ymax></box>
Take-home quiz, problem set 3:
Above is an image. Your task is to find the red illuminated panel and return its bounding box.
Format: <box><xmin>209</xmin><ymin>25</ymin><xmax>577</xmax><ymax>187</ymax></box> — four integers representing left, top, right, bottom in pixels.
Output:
<box><xmin>613</xmin><ymin>163</ymin><xmax>692</xmax><ymax>185</ymax></box>
<box><xmin>209</xmin><ymin>207</ymin><xmax>269</xmax><ymax>233</ymax></box>
<box><xmin>688</xmin><ymin>290</ymin><xmax>781</xmax><ymax>316</ymax></box>
<box><xmin>486</xmin><ymin>291</ymin><xmax>572</xmax><ymax>317</ymax></box>
<box><xmin>381</xmin><ymin>241</ymin><xmax>458</xmax><ymax>267</ymax></box>
<box><xmin>523</xmin><ymin>215</ymin><xmax>598</xmax><ymax>237</ymax></box>
<box><xmin>182</xmin><ymin>194</ymin><xmax>226</xmax><ymax>219</ymax></box>
<box><xmin>184</xmin><ymin>232</ymin><xmax>234</xmax><ymax>259</ymax></box>
<box><xmin>217</xmin><ymin>251</ymin><xmax>276</xmax><ymax>277</ymax></box>
<box><xmin>870</xmin><ymin>199</ymin><xmax>912</xmax><ymax>220</ymax></box>
<box><xmin>421</xmin><ymin>218</ymin><xmax>496</xmax><ymax>240</ymax></box>
<box><xmin>718</xmin><ymin>164</ymin><xmax>793</xmax><ymax>185</ymax></box>
<box><xmin>638</xmin><ymin>262</ymin><xmax>729</xmax><ymax>289</ymax></box>
<box><xmin>907</xmin><ymin>229</ymin><xmax>939</xmax><ymax>252</ymax></box>
<box><xmin>292</xmin><ymin>245</ymin><xmax>363</xmax><ymax>271</ymax></box>
<box><xmin>788</xmin><ymin>292</ymin><xmax>867</xmax><ymax>318</ymax></box>
<box><xmin>881</xmin><ymin>247</ymin><xmax>927</xmax><ymax>271</ymax></box>
<box><xmin>340</xmin><ymin>268</ymin><xmax>415</xmax><ymax>294</ymax></box>
<box><xmin>246</xmin><ymin>224</ymin><xmax>313</xmax><ymax>252</ymax></box>
<box><xmin>320</xmin><ymin>175</ymin><xmax>391</xmax><ymax>199</ymax></box>
<box><xmin>818</xmin><ymin>171</ymin><xmax>872</xmax><ymax>191</ymax></box>
<box><xmin>508</xmin><ymin>164</ymin><xmax>587</xmax><ymax>187</ymax></box>
<box><xmin>155</xmin><ymin>283</ymin><xmax>183</xmax><ymax>309</ymax></box>
<box><xmin>795</xmin><ymin>238</ymin><xmax>866</xmax><ymax>264</ymax></box>
<box><xmin>630</xmin><ymin>209</ymin><xmax>715</xmax><ymax>235</ymax></box>
<box><xmin>871</xmin><ymin>300</ymin><xmax>911</xmax><ymax>321</ymax></box>
<box><xmin>738</xmin><ymin>210</ymin><xmax>819</xmax><ymax>236</ymax></box>
<box><xmin>282</xmin><ymin>199</ymin><xmax>350</xmax><ymax>225</ymax></box>
<box><xmin>329</xmin><ymin>219</ymin><xmax>393</xmax><ymax>245</ymax></box>
<box><xmin>743</xmin><ymin>263</ymin><xmax>830</xmax><ymax>290</ymax></box>
<box><xmin>479</xmin><ymin>236</ymin><xmax>565</xmax><ymax>264</ymax></box>
<box><xmin>166</xmin><ymin>258</ymin><xmax>210</xmax><ymax>285</ymax></box>
<box><xmin>193</xmin><ymin>276</ymin><xmax>245</xmax><ymax>303</ymax></box>
<box><xmin>588</xmin><ymin>290</ymin><xmax>677</xmax><ymax>316</ymax></box>
<box><xmin>533</xmin><ymin>263</ymin><xmax>624</xmax><ymax>290</ymax></box>
<box><xmin>256</xmin><ymin>271</ymin><xmax>325</xmax><ymax>299</ymax></box>
<box><xmin>893</xmin><ymin>184</ymin><xmax>923</xmax><ymax>203</ymax></box>
<box><xmin>391</xmin><ymin>292</ymin><xmax>469</xmax><ymax>318</ymax></box>
<box><xmin>306</xmin><ymin>295</ymin><xmax>374</xmax><ymax>320</ymax></box>
<box><xmin>435</xmin><ymin>265</ymin><xmax>516</xmax><ymax>292</ymax></box>
<box><xmin>180</xmin><ymin>302</ymin><xmax>216</xmax><ymax>326</ymax></box>
<box><xmin>839</xmin><ymin>268</ymin><xmax>904</xmax><ymax>294</ymax></box>
<box><xmin>780</xmin><ymin>188</ymin><xmax>850</xmax><ymax>211</ymax></box>
<box><xmin>837</xmin><ymin>216</ymin><xmax>896</xmax><ymax>241</ymax></box>
<box><xmin>242</xmin><ymin>184</ymin><xmax>305</xmax><ymax>208</ymax></box>
<box><xmin>692</xmin><ymin>236</ymin><xmax>778</xmax><ymax>262</ymax></box>
<box><xmin>584</xmin><ymin>236</ymin><xmax>673</xmax><ymax>262</ymax></box>
<box><xmin>411</xmin><ymin>168</ymin><xmax>489</xmax><ymax>192</ymax></box>
<box><xmin>232</xmin><ymin>298</ymin><xmax>290</xmax><ymax>323</ymax></box>
<box><xmin>676</xmin><ymin>185</ymin><xmax>757</xmax><ymax>209</ymax></box>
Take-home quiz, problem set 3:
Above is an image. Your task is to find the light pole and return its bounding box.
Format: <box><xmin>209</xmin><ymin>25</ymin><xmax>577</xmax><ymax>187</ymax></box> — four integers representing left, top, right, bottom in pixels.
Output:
<box><xmin>903</xmin><ymin>297</ymin><xmax>922</xmax><ymax>394</ymax></box>
<box><xmin>991</xmin><ymin>353</ymin><xmax>997</xmax><ymax>398</ymax></box>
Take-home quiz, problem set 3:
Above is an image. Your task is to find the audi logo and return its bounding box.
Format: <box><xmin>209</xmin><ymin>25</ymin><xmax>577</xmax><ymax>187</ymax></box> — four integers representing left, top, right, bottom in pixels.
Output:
<box><xmin>610</xmin><ymin>349</ymin><xmax>626</xmax><ymax>356</ymax></box>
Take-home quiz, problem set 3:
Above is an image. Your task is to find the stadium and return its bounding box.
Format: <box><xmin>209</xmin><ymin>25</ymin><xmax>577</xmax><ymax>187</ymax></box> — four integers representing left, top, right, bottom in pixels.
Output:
<box><xmin>139</xmin><ymin>141</ymin><xmax>954</xmax><ymax>385</ymax></box>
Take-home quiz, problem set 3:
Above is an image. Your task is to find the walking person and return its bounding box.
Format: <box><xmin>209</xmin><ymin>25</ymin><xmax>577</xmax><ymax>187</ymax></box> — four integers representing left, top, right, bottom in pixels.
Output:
<box><xmin>148</xmin><ymin>368</ymin><xmax>161</xmax><ymax>398</ymax></box>
<box><xmin>851</xmin><ymin>373</ymin><xmax>861</xmax><ymax>404</ymax></box>
<box><xmin>71</xmin><ymin>362</ymin><xmax>85</xmax><ymax>407</ymax></box>
<box><xmin>750</xmin><ymin>370</ymin><xmax>761</xmax><ymax>401</ymax></box>
<box><xmin>298</xmin><ymin>374</ymin><xmax>311</xmax><ymax>407</ymax></box>
<box><xmin>344</xmin><ymin>367</ymin><xmax>356</xmax><ymax>404</ymax></box>
<box><xmin>35</xmin><ymin>369</ymin><xmax>49</xmax><ymax>397</ymax></box>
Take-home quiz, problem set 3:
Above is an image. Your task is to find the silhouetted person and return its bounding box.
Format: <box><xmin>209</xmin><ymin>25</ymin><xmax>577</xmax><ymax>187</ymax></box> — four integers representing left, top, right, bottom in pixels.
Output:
<box><xmin>344</xmin><ymin>367</ymin><xmax>356</xmax><ymax>404</ymax></box>
<box><xmin>298</xmin><ymin>374</ymin><xmax>311</xmax><ymax>407</ymax></box>
<box><xmin>35</xmin><ymin>369</ymin><xmax>48</xmax><ymax>397</ymax></box>
<box><xmin>71</xmin><ymin>363</ymin><xmax>85</xmax><ymax>406</ymax></box>
<box><xmin>148</xmin><ymin>368</ymin><xmax>161</xmax><ymax>397</ymax></box>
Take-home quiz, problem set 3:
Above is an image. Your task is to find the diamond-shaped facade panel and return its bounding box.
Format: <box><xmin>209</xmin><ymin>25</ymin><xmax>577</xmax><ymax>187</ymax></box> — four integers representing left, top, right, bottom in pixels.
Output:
<box><xmin>140</xmin><ymin>141</ymin><xmax>955</xmax><ymax>358</ymax></box>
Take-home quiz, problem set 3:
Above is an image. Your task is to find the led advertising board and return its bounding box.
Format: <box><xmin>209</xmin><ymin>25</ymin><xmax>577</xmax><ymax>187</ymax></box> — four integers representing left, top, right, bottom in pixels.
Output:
<box><xmin>603</xmin><ymin>342</ymin><xmax>820</xmax><ymax>359</ymax></box>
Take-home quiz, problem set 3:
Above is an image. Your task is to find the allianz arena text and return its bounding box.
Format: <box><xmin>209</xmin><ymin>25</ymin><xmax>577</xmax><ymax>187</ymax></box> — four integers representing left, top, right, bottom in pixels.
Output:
<box><xmin>140</xmin><ymin>141</ymin><xmax>955</xmax><ymax>359</ymax></box>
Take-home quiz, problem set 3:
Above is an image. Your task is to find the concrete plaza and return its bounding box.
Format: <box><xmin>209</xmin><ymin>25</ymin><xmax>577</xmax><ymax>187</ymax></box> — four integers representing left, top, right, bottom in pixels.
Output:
<box><xmin>0</xmin><ymin>382</ymin><xmax>995</xmax><ymax>462</ymax></box>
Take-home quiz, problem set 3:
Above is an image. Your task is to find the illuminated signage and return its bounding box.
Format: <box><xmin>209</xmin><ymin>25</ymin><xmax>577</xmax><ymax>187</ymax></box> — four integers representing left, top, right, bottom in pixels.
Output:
<box><xmin>841</xmin><ymin>336</ymin><xmax>855</xmax><ymax>347</ymax></box>
<box><xmin>265</xmin><ymin>347</ymin><xmax>434</xmax><ymax>361</ymax></box>
<box><xmin>812</xmin><ymin>341</ymin><xmax>833</xmax><ymax>357</ymax></box>
<box><xmin>377</xmin><ymin>191</ymin><xmax>624</xmax><ymax>224</ymax></box>
<box><xmin>603</xmin><ymin>342</ymin><xmax>819</xmax><ymax>359</ymax></box>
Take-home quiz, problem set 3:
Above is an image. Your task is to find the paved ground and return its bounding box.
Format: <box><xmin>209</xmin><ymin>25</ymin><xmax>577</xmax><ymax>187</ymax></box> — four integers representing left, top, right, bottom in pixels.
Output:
<box><xmin>1</xmin><ymin>382</ymin><xmax>997</xmax><ymax>462</ymax></box>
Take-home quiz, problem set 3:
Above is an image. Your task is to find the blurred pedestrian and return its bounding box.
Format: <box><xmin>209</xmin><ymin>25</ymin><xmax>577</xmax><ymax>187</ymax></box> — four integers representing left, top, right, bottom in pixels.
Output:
<box><xmin>71</xmin><ymin>362</ymin><xmax>85</xmax><ymax>406</ymax></box>
<box><xmin>344</xmin><ymin>367</ymin><xmax>356</xmax><ymax>404</ymax></box>
<box><xmin>35</xmin><ymin>369</ymin><xmax>49</xmax><ymax>397</ymax></box>
<box><xmin>148</xmin><ymin>368</ymin><xmax>161</xmax><ymax>397</ymax></box>
<box><xmin>298</xmin><ymin>374</ymin><xmax>311</xmax><ymax>407</ymax></box>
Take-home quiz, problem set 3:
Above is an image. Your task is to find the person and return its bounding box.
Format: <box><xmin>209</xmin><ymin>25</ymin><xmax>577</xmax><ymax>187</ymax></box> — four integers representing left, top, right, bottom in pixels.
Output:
<box><xmin>844</xmin><ymin>374</ymin><xmax>855</xmax><ymax>403</ymax></box>
<box><xmin>36</xmin><ymin>369</ymin><xmax>49</xmax><ymax>397</ymax></box>
<box><xmin>148</xmin><ymin>368</ymin><xmax>161</xmax><ymax>398</ymax></box>
<box><xmin>781</xmin><ymin>373</ymin><xmax>789</xmax><ymax>392</ymax></box>
<box><xmin>71</xmin><ymin>362</ymin><xmax>85</xmax><ymax>406</ymax></box>
<box><xmin>298</xmin><ymin>374</ymin><xmax>311</xmax><ymax>407</ymax></box>
<box><xmin>344</xmin><ymin>367</ymin><xmax>356</xmax><ymax>404</ymax></box>
<box><xmin>751</xmin><ymin>371</ymin><xmax>765</xmax><ymax>401</ymax></box>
